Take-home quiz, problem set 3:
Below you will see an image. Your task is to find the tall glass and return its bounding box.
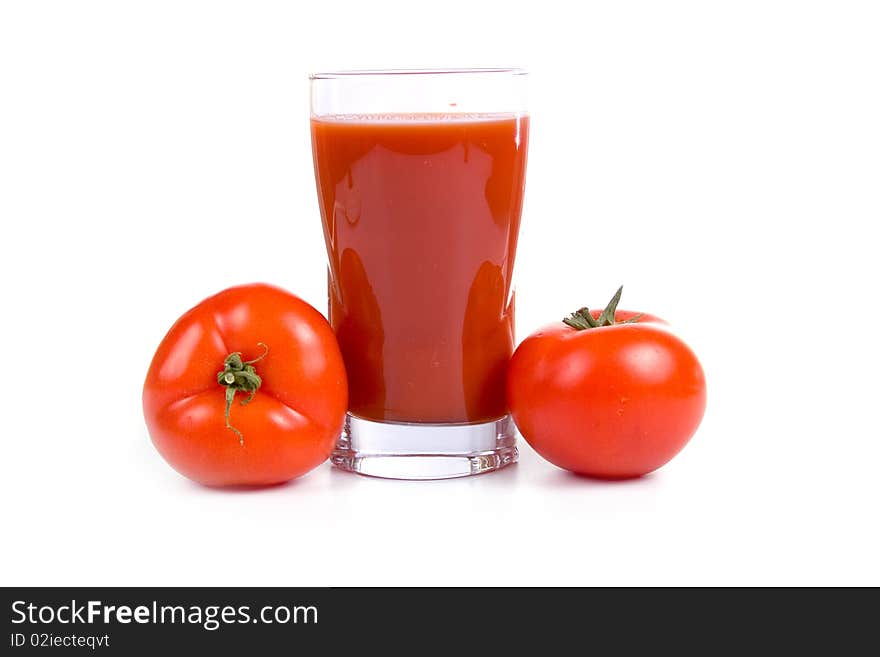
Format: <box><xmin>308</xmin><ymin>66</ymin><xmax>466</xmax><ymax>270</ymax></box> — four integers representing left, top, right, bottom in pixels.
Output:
<box><xmin>310</xmin><ymin>69</ymin><xmax>529</xmax><ymax>479</ymax></box>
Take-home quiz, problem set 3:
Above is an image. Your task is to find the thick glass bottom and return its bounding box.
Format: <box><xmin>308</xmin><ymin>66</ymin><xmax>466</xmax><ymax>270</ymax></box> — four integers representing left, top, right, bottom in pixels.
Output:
<box><xmin>331</xmin><ymin>413</ymin><xmax>518</xmax><ymax>480</ymax></box>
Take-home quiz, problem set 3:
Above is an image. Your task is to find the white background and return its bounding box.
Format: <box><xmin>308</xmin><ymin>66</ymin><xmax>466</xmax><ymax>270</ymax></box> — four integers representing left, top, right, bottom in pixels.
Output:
<box><xmin>1</xmin><ymin>1</ymin><xmax>878</xmax><ymax>586</ymax></box>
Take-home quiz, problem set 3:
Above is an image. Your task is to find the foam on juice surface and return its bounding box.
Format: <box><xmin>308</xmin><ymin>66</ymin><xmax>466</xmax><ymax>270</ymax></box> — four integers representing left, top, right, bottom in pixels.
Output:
<box><xmin>312</xmin><ymin>112</ymin><xmax>523</xmax><ymax>123</ymax></box>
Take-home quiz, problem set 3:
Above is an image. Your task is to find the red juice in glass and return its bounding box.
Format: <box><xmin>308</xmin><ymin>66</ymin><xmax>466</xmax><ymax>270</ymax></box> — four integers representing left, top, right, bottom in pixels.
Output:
<box><xmin>310</xmin><ymin>70</ymin><xmax>529</xmax><ymax>479</ymax></box>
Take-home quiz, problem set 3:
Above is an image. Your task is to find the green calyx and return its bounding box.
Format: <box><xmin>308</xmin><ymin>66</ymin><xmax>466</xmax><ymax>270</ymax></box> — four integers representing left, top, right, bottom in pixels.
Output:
<box><xmin>563</xmin><ymin>286</ymin><xmax>643</xmax><ymax>330</ymax></box>
<box><xmin>216</xmin><ymin>343</ymin><xmax>269</xmax><ymax>445</ymax></box>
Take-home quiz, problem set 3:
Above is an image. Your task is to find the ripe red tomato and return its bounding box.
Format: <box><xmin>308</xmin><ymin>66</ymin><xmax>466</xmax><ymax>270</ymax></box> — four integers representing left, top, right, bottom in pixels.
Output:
<box><xmin>506</xmin><ymin>290</ymin><xmax>706</xmax><ymax>479</ymax></box>
<box><xmin>143</xmin><ymin>283</ymin><xmax>348</xmax><ymax>486</ymax></box>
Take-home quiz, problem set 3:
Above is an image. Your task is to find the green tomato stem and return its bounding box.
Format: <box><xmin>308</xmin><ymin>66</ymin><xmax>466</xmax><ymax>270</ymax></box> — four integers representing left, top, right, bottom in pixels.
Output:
<box><xmin>216</xmin><ymin>342</ymin><xmax>269</xmax><ymax>445</ymax></box>
<box><xmin>563</xmin><ymin>287</ymin><xmax>644</xmax><ymax>330</ymax></box>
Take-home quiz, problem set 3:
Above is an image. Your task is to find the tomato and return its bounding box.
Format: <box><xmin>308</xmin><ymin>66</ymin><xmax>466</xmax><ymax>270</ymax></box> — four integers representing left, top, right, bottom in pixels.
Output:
<box><xmin>506</xmin><ymin>289</ymin><xmax>706</xmax><ymax>479</ymax></box>
<box><xmin>143</xmin><ymin>283</ymin><xmax>348</xmax><ymax>486</ymax></box>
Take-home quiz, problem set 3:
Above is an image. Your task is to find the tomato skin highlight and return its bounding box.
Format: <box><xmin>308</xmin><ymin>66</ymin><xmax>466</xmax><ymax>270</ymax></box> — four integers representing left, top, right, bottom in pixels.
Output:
<box><xmin>506</xmin><ymin>312</ymin><xmax>706</xmax><ymax>479</ymax></box>
<box><xmin>143</xmin><ymin>283</ymin><xmax>348</xmax><ymax>486</ymax></box>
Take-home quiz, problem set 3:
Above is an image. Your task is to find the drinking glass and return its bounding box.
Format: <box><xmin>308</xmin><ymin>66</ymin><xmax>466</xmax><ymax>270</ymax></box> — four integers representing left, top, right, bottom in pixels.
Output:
<box><xmin>310</xmin><ymin>69</ymin><xmax>529</xmax><ymax>479</ymax></box>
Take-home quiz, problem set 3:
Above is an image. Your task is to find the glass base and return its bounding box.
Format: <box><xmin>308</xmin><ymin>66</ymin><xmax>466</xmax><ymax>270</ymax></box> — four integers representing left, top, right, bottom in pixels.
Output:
<box><xmin>331</xmin><ymin>413</ymin><xmax>518</xmax><ymax>480</ymax></box>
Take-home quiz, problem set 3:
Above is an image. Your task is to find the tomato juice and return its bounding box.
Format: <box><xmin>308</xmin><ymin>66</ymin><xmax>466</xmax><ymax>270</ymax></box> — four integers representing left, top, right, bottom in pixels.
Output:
<box><xmin>311</xmin><ymin>113</ymin><xmax>529</xmax><ymax>423</ymax></box>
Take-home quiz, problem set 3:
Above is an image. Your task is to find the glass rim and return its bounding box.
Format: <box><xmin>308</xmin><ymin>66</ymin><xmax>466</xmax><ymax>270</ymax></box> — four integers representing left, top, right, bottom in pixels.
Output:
<box><xmin>309</xmin><ymin>67</ymin><xmax>528</xmax><ymax>80</ymax></box>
